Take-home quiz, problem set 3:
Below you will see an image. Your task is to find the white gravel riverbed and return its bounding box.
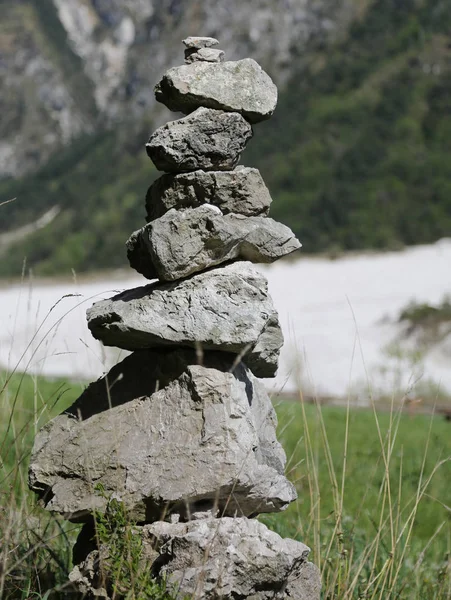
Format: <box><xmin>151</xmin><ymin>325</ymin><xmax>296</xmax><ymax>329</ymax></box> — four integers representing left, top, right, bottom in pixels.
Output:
<box><xmin>1</xmin><ymin>239</ymin><xmax>450</xmax><ymax>400</ymax></box>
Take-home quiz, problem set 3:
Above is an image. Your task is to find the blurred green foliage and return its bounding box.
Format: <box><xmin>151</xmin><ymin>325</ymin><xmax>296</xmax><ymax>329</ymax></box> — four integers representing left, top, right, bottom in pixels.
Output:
<box><xmin>399</xmin><ymin>296</ymin><xmax>451</xmax><ymax>327</ymax></box>
<box><xmin>1</xmin><ymin>0</ymin><xmax>451</xmax><ymax>275</ymax></box>
<box><xmin>0</xmin><ymin>127</ymin><xmax>156</xmax><ymax>276</ymax></box>
<box><xmin>246</xmin><ymin>0</ymin><xmax>451</xmax><ymax>253</ymax></box>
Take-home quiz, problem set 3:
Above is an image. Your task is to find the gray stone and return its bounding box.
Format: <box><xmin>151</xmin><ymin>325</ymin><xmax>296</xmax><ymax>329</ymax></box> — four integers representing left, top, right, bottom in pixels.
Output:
<box><xmin>155</xmin><ymin>58</ymin><xmax>277</xmax><ymax>123</ymax></box>
<box><xmin>86</xmin><ymin>262</ymin><xmax>283</xmax><ymax>378</ymax></box>
<box><xmin>70</xmin><ymin>518</ymin><xmax>321</xmax><ymax>600</ymax></box>
<box><xmin>127</xmin><ymin>205</ymin><xmax>301</xmax><ymax>281</ymax></box>
<box><xmin>185</xmin><ymin>47</ymin><xmax>225</xmax><ymax>63</ymax></box>
<box><xmin>146</xmin><ymin>107</ymin><xmax>252</xmax><ymax>173</ymax></box>
<box><xmin>29</xmin><ymin>350</ymin><xmax>296</xmax><ymax>522</ymax></box>
<box><xmin>145</xmin><ymin>167</ymin><xmax>272</xmax><ymax>221</ymax></box>
<box><xmin>182</xmin><ymin>36</ymin><xmax>219</xmax><ymax>49</ymax></box>
<box><xmin>69</xmin><ymin>550</ymin><xmax>108</xmax><ymax>599</ymax></box>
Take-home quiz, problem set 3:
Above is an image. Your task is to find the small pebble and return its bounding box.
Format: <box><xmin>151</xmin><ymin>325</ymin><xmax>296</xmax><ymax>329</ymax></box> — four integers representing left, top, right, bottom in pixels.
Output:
<box><xmin>185</xmin><ymin>48</ymin><xmax>225</xmax><ymax>64</ymax></box>
<box><xmin>183</xmin><ymin>36</ymin><xmax>219</xmax><ymax>49</ymax></box>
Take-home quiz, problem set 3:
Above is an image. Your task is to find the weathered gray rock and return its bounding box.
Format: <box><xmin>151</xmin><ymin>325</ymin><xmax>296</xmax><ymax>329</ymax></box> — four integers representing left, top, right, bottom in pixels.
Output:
<box><xmin>29</xmin><ymin>350</ymin><xmax>296</xmax><ymax>522</ymax></box>
<box><xmin>183</xmin><ymin>36</ymin><xmax>219</xmax><ymax>49</ymax></box>
<box><xmin>185</xmin><ymin>48</ymin><xmax>225</xmax><ymax>63</ymax></box>
<box><xmin>146</xmin><ymin>167</ymin><xmax>272</xmax><ymax>221</ymax></box>
<box><xmin>127</xmin><ymin>205</ymin><xmax>301</xmax><ymax>281</ymax></box>
<box><xmin>70</xmin><ymin>518</ymin><xmax>321</xmax><ymax>600</ymax></box>
<box><xmin>146</xmin><ymin>107</ymin><xmax>252</xmax><ymax>172</ymax></box>
<box><xmin>155</xmin><ymin>58</ymin><xmax>277</xmax><ymax>123</ymax></box>
<box><xmin>69</xmin><ymin>545</ymin><xmax>109</xmax><ymax>599</ymax></box>
<box><xmin>86</xmin><ymin>262</ymin><xmax>283</xmax><ymax>378</ymax></box>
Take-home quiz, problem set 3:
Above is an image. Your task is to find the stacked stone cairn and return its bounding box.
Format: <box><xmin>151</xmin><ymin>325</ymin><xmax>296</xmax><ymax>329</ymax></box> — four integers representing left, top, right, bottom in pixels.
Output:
<box><xmin>29</xmin><ymin>37</ymin><xmax>321</xmax><ymax>599</ymax></box>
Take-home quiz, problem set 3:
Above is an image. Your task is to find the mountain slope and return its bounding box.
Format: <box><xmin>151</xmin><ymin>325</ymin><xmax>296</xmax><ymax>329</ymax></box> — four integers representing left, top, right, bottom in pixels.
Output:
<box><xmin>1</xmin><ymin>0</ymin><xmax>358</xmax><ymax>178</ymax></box>
<box><xmin>245</xmin><ymin>0</ymin><xmax>451</xmax><ymax>252</ymax></box>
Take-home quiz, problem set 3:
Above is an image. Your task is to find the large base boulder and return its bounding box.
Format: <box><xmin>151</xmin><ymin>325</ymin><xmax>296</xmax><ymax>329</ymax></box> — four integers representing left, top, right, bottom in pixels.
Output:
<box><xmin>29</xmin><ymin>349</ymin><xmax>296</xmax><ymax>522</ymax></box>
<box><xmin>87</xmin><ymin>262</ymin><xmax>283</xmax><ymax>378</ymax></box>
<box><xmin>70</xmin><ymin>517</ymin><xmax>321</xmax><ymax>600</ymax></box>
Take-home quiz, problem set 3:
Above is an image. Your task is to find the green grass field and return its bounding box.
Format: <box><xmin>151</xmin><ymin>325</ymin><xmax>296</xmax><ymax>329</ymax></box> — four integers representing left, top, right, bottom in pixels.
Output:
<box><xmin>265</xmin><ymin>398</ymin><xmax>451</xmax><ymax>598</ymax></box>
<box><xmin>1</xmin><ymin>370</ymin><xmax>450</xmax><ymax>599</ymax></box>
<box><xmin>0</xmin><ymin>371</ymin><xmax>82</xmax><ymax>599</ymax></box>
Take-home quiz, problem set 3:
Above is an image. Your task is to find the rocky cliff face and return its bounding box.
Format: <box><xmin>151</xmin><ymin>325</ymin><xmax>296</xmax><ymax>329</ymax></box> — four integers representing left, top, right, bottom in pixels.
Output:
<box><xmin>1</xmin><ymin>0</ymin><xmax>359</xmax><ymax>178</ymax></box>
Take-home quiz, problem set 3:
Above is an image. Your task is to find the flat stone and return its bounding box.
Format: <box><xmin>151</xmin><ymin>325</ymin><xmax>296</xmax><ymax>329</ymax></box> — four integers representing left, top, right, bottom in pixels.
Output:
<box><xmin>185</xmin><ymin>47</ymin><xmax>225</xmax><ymax>63</ymax></box>
<box><xmin>155</xmin><ymin>58</ymin><xmax>277</xmax><ymax>123</ymax></box>
<box><xmin>127</xmin><ymin>205</ymin><xmax>301</xmax><ymax>281</ymax></box>
<box><xmin>182</xmin><ymin>36</ymin><xmax>219</xmax><ymax>49</ymax></box>
<box><xmin>29</xmin><ymin>350</ymin><xmax>296</xmax><ymax>522</ymax></box>
<box><xmin>145</xmin><ymin>167</ymin><xmax>272</xmax><ymax>221</ymax></box>
<box><xmin>146</xmin><ymin>107</ymin><xmax>252</xmax><ymax>172</ymax></box>
<box><xmin>70</xmin><ymin>518</ymin><xmax>321</xmax><ymax>600</ymax></box>
<box><xmin>86</xmin><ymin>262</ymin><xmax>283</xmax><ymax>378</ymax></box>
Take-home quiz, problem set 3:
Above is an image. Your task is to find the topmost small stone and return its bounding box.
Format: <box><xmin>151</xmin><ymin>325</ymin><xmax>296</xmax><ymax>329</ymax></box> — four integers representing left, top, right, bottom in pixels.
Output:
<box><xmin>183</xmin><ymin>36</ymin><xmax>219</xmax><ymax>49</ymax></box>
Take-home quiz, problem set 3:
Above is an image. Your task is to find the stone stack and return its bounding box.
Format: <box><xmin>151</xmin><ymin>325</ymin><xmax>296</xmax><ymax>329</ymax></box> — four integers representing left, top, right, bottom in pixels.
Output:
<box><xmin>29</xmin><ymin>37</ymin><xmax>321</xmax><ymax>599</ymax></box>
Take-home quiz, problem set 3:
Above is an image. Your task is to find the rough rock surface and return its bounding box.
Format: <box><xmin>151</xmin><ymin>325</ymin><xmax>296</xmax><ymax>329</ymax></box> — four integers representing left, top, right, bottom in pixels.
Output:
<box><xmin>155</xmin><ymin>58</ymin><xmax>277</xmax><ymax>123</ymax></box>
<box><xmin>127</xmin><ymin>205</ymin><xmax>301</xmax><ymax>281</ymax></box>
<box><xmin>185</xmin><ymin>47</ymin><xmax>225</xmax><ymax>63</ymax></box>
<box><xmin>86</xmin><ymin>262</ymin><xmax>283</xmax><ymax>378</ymax></box>
<box><xmin>29</xmin><ymin>350</ymin><xmax>296</xmax><ymax>522</ymax></box>
<box><xmin>146</xmin><ymin>167</ymin><xmax>272</xmax><ymax>220</ymax></box>
<box><xmin>146</xmin><ymin>107</ymin><xmax>252</xmax><ymax>172</ymax></box>
<box><xmin>69</xmin><ymin>544</ymin><xmax>109</xmax><ymax>599</ymax></box>
<box><xmin>70</xmin><ymin>518</ymin><xmax>321</xmax><ymax>600</ymax></box>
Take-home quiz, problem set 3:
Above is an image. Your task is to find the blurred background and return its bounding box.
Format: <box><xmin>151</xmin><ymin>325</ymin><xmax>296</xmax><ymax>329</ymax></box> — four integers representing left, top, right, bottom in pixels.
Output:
<box><xmin>0</xmin><ymin>0</ymin><xmax>450</xmax><ymax>404</ymax></box>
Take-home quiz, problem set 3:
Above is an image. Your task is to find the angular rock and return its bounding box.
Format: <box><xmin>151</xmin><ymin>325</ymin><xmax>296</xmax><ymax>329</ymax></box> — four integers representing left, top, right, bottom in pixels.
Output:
<box><xmin>29</xmin><ymin>350</ymin><xmax>296</xmax><ymax>522</ymax></box>
<box><xmin>182</xmin><ymin>36</ymin><xmax>219</xmax><ymax>49</ymax></box>
<box><xmin>127</xmin><ymin>205</ymin><xmax>301</xmax><ymax>281</ymax></box>
<box><xmin>145</xmin><ymin>167</ymin><xmax>272</xmax><ymax>221</ymax></box>
<box><xmin>155</xmin><ymin>58</ymin><xmax>277</xmax><ymax>123</ymax></box>
<box><xmin>185</xmin><ymin>47</ymin><xmax>225</xmax><ymax>63</ymax></box>
<box><xmin>146</xmin><ymin>107</ymin><xmax>252</xmax><ymax>173</ymax></box>
<box><xmin>69</xmin><ymin>545</ymin><xmax>109</xmax><ymax>599</ymax></box>
<box><xmin>86</xmin><ymin>262</ymin><xmax>283</xmax><ymax>378</ymax></box>
<box><xmin>70</xmin><ymin>518</ymin><xmax>321</xmax><ymax>600</ymax></box>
